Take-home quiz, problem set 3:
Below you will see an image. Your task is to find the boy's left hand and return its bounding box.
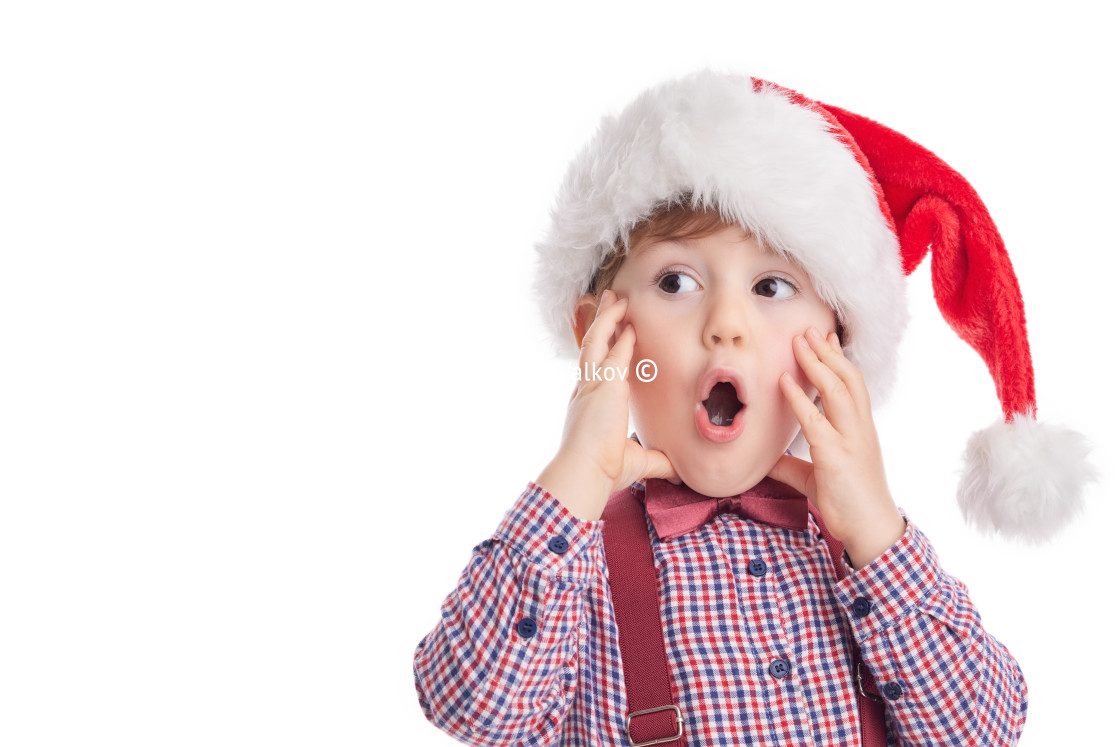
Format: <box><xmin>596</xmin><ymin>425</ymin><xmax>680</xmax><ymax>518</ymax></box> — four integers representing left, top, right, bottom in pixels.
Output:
<box><xmin>767</xmin><ymin>327</ymin><xmax>906</xmax><ymax>569</ymax></box>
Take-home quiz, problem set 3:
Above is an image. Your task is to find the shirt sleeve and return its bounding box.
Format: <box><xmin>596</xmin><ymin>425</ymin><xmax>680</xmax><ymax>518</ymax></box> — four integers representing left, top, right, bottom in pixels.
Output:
<box><xmin>413</xmin><ymin>481</ymin><xmax>603</xmax><ymax>747</ymax></box>
<box><xmin>831</xmin><ymin>518</ymin><xmax>1028</xmax><ymax>746</ymax></box>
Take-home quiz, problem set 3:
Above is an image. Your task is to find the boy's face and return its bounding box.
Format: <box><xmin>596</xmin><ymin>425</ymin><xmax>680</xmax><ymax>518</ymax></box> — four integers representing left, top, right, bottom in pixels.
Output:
<box><xmin>606</xmin><ymin>223</ymin><xmax>837</xmax><ymax>498</ymax></box>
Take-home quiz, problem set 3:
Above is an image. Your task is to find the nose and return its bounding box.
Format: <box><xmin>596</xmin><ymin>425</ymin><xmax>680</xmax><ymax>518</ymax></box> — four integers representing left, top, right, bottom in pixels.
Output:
<box><xmin>702</xmin><ymin>288</ymin><xmax>751</xmax><ymax>349</ymax></box>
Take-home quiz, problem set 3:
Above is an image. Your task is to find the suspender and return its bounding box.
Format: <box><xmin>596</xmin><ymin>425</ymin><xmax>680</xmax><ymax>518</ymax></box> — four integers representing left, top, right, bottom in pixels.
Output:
<box><xmin>805</xmin><ymin>500</ymin><xmax>889</xmax><ymax>747</ymax></box>
<box><xmin>601</xmin><ymin>488</ymin><xmax>684</xmax><ymax>747</ymax></box>
<box><xmin>601</xmin><ymin>486</ymin><xmax>888</xmax><ymax>747</ymax></box>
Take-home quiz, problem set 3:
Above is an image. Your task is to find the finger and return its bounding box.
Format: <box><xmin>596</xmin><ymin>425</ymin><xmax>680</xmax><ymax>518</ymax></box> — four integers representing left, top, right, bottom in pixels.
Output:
<box><xmin>639</xmin><ymin>447</ymin><xmax>680</xmax><ymax>484</ymax></box>
<box><xmin>793</xmin><ymin>332</ymin><xmax>858</xmax><ymax>425</ymax></box>
<box><xmin>629</xmin><ymin>430</ymin><xmax>680</xmax><ymax>483</ymax></box>
<box><xmin>577</xmin><ymin>292</ymin><xmax>629</xmax><ymax>371</ymax></box>
<box><xmin>641</xmin><ymin>448</ymin><xmax>680</xmax><ymax>485</ymax></box>
<box><xmin>767</xmin><ymin>454</ymin><xmax>814</xmax><ymax>499</ymax></box>
<box><xmin>778</xmin><ymin>370</ymin><xmax>835</xmax><ymax>444</ymax></box>
<box><xmin>824</xmin><ymin>330</ymin><xmax>869</xmax><ymax>411</ymax></box>
<box><xmin>603</xmin><ymin>322</ymin><xmax>636</xmax><ymax>374</ymax></box>
<box><xmin>602</xmin><ymin>289</ymin><xmax>620</xmax><ymax>348</ymax></box>
<box><xmin>803</xmin><ymin>327</ymin><xmax>871</xmax><ymax>414</ymax></box>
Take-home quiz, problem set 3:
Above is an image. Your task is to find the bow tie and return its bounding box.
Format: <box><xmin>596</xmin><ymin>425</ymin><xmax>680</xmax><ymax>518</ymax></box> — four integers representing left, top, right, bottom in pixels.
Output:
<box><xmin>640</xmin><ymin>476</ymin><xmax>810</xmax><ymax>540</ymax></box>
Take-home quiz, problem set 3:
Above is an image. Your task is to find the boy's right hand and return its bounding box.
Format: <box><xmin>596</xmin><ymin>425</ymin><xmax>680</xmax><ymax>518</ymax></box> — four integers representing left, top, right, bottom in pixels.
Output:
<box><xmin>536</xmin><ymin>289</ymin><xmax>679</xmax><ymax>521</ymax></box>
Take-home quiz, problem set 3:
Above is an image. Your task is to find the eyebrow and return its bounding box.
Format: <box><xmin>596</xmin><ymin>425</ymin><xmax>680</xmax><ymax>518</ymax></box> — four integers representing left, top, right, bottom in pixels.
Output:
<box><xmin>632</xmin><ymin>236</ymin><xmax>786</xmax><ymax>259</ymax></box>
<box><xmin>630</xmin><ymin>237</ymin><xmax>690</xmax><ymax>257</ymax></box>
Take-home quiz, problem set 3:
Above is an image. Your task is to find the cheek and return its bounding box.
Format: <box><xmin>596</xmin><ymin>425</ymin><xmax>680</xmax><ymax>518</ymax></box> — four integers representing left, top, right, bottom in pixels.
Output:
<box><xmin>623</xmin><ymin>306</ymin><xmax>674</xmax><ymax>362</ymax></box>
<box><xmin>624</xmin><ymin>314</ymin><xmax>690</xmax><ymax>425</ymax></box>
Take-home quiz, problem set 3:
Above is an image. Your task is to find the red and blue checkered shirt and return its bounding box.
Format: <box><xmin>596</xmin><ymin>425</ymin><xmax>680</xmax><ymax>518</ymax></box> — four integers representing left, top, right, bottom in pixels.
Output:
<box><xmin>414</xmin><ymin>480</ymin><xmax>1027</xmax><ymax>746</ymax></box>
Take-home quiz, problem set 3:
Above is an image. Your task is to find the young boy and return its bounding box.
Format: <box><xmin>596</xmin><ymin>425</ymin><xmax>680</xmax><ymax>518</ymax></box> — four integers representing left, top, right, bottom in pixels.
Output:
<box><xmin>414</xmin><ymin>70</ymin><xmax>1092</xmax><ymax>746</ymax></box>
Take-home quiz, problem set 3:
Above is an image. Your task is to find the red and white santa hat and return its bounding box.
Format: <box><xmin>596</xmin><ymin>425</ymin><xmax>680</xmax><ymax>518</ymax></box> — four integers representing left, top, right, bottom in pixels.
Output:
<box><xmin>533</xmin><ymin>69</ymin><xmax>1094</xmax><ymax>542</ymax></box>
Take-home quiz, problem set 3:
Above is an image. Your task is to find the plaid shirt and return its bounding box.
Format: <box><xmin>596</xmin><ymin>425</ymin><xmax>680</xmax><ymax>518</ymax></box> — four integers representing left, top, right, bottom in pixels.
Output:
<box><xmin>414</xmin><ymin>480</ymin><xmax>1027</xmax><ymax>746</ymax></box>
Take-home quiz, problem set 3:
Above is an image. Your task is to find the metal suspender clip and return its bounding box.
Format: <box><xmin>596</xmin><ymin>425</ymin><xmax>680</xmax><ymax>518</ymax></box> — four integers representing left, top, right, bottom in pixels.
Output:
<box><xmin>856</xmin><ymin>663</ymin><xmax>884</xmax><ymax>703</ymax></box>
<box><xmin>624</xmin><ymin>704</ymin><xmax>683</xmax><ymax>747</ymax></box>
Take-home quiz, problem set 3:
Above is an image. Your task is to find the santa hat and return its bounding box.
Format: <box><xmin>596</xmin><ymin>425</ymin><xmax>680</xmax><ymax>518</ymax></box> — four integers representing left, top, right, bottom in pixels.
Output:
<box><xmin>532</xmin><ymin>69</ymin><xmax>1094</xmax><ymax>542</ymax></box>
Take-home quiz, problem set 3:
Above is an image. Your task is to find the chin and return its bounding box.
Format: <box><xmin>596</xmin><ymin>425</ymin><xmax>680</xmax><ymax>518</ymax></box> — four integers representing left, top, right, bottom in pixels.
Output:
<box><xmin>674</xmin><ymin>453</ymin><xmax>774</xmax><ymax>499</ymax></box>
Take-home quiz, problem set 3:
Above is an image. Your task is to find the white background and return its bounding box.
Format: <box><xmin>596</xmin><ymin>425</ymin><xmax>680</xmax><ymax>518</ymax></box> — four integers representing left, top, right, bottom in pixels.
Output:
<box><xmin>1</xmin><ymin>1</ymin><xmax>1115</xmax><ymax>744</ymax></box>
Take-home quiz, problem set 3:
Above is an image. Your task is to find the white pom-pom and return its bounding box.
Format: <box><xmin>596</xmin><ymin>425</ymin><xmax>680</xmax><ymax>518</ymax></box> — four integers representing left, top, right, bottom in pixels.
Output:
<box><xmin>957</xmin><ymin>412</ymin><xmax>1097</xmax><ymax>542</ymax></box>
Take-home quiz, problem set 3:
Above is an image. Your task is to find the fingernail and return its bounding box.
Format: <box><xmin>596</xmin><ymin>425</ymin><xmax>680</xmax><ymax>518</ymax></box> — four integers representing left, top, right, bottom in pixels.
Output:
<box><xmin>602</xmin><ymin>289</ymin><xmax>615</xmax><ymax>303</ymax></box>
<box><xmin>795</xmin><ymin>335</ymin><xmax>809</xmax><ymax>348</ymax></box>
<box><xmin>807</xmin><ymin>326</ymin><xmax>822</xmax><ymax>340</ymax></box>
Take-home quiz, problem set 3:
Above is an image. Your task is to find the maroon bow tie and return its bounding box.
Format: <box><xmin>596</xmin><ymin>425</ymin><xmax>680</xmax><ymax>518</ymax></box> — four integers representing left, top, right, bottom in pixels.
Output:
<box><xmin>640</xmin><ymin>476</ymin><xmax>810</xmax><ymax>540</ymax></box>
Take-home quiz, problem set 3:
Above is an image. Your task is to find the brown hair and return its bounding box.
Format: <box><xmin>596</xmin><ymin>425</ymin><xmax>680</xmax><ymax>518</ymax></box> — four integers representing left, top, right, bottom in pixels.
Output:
<box><xmin>587</xmin><ymin>202</ymin><xmax>731</xmax><ymax>298</ymax></box>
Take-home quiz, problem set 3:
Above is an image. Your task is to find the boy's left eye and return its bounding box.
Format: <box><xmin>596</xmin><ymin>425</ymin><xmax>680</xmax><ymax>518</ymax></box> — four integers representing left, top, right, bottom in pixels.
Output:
<box><xmin>753</xmin><ymin>277</ymin><xmax>796</xmax><ymax>299</ymax></box>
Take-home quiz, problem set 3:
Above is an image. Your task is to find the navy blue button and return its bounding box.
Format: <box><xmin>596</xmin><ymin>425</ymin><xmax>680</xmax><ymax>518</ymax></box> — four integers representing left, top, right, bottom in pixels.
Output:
<box><xmin>747</xmin><ymin>559</ymin><xmax>767</xmax><ymax>577</ymax></box>
<box><xmin>769</xmin><ymin>659</ymin><xmax>791</xmax><ymax>678</ymax></box>
<box><xmin>852</xmin><ymin>596</ymin><xmax>872</xmax><ymax>618</ymax></box>
<box><xmin>883</xmin><ymin>681</ymin><xmax>903</xmax><ymax>700</ymax></box>
<box><xmin>547</xmin><ymin>536</ymin><xmax>569</xmax><ymax>554</ymax></box>
<box><xmin>515</xmin><ymin>618</ymin><xmax>538</xmax><ymax>639</ymax></box>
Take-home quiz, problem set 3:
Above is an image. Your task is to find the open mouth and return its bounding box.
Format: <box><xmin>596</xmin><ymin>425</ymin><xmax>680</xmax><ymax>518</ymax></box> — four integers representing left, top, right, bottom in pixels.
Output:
<box><xmin>702</xmin><ymin>381</ymin><xmax>744</xmax><ymax>427</ymax></box>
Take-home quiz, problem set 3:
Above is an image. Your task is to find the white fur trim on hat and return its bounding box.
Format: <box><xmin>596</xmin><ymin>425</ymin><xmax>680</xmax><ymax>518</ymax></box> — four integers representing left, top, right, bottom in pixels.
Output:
<box><xmin>532</xmin><ymin>69</ymin><xmax>907</xmax><ymax>407</ymax></box>
<box><xmin>957</xmin><ymin>412</ymin><xmax>1097</xmax><ymax>542</ymax></box>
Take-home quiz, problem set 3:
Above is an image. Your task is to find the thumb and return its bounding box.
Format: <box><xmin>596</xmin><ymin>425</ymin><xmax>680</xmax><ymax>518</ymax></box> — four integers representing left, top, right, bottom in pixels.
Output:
<box><xmin>768</xmin><ymin>454</ymin><xmax>814</xmax><ymax>497</ymax></box>
<box><xmin>635</xmin><ymin>445</ymin><xmax>681</xmax><ymax>485</ymax></box>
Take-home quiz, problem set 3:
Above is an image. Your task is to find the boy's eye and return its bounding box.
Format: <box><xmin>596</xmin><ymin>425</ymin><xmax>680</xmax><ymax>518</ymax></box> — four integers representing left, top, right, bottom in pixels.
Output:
<box><xmin>657</xmin><ymin>272</ymin><xmax>700</xmax><ymax>294</ymax></box>
<box><xmin>753</xmin><ymin>277</ymin><xmax>796</xmax><ymax>299</ymax></box>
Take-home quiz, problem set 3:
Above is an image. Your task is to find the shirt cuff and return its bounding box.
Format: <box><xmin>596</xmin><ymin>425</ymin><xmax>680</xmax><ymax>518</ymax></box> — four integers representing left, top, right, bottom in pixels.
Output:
<box><xmin>832</xmin><ymin>516</ymin><xmax>941</xmax><ymax>643</ymax></box>
<box><xmin>493</xmin><ymin>481</ymin><xmax>603</xmax><ymax>575</ymax></box>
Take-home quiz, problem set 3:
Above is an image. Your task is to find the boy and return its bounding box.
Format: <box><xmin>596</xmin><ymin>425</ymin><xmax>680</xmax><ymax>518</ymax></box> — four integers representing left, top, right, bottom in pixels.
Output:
<box><xmin>414</xmin><ymin>70</ymin><xmax>1092</xmax><ymax>746</ymax></box>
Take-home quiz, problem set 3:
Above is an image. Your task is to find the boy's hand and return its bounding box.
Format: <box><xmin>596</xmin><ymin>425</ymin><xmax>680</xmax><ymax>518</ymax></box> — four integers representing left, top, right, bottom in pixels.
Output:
<box><xmin>536</xmin><ymin>289</ymin><xmax>679</xmax><ymax>521</ymax></box>
<box><xmin>768</xmin><ymin>327</ymin><xmax>905</xmax><ymax>569</ymax></box>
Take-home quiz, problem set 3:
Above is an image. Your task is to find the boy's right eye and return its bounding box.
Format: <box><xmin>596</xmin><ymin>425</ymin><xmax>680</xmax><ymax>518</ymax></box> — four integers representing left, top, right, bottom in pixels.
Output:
<box><xmin>656</xmin><ymin>271</ymin><xmax>699</xmax><ymax>294</ymax></box>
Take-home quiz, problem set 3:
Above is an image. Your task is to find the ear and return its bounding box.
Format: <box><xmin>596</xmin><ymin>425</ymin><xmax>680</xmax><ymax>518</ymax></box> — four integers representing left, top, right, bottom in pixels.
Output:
<box><xmin>570</xmin><ymin>293</ymin><xmax>600</xmax><ymax>348</ymax></box>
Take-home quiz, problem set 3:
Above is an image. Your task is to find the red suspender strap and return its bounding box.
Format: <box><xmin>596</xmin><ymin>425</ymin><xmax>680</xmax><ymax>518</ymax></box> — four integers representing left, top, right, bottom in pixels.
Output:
<box><xmin>806</xmin><ymin>500</ymin><xmax>889</xmax><ymax>747</ymax></box>
<box><xmin>601</xmin><ymin>487</ymin><xmax>889</xmax><ymax>747</ymax></box>
<box><xmin>601</xmin><ymin>488</ymin><xmax>685</xmax><ymax>747</ymax></box>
